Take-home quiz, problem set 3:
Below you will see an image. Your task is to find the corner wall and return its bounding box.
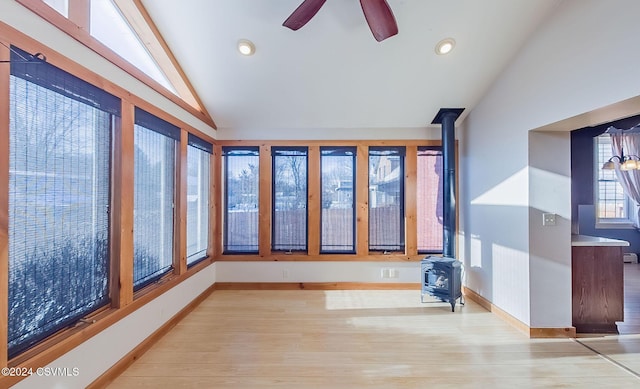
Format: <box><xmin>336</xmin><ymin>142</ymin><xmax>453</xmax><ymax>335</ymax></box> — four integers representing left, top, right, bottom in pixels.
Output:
<box><xmin>460</xmin><ymin>0</ymin><xmax>640</xmax><ymax>327</ymax></box>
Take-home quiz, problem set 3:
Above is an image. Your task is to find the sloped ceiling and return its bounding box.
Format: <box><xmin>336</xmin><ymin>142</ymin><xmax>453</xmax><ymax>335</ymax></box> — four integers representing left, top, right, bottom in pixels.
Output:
<box><xmin>141</xmin><ymin>0</ymin><xmax>561</xmax><ymax>130</ymax></box>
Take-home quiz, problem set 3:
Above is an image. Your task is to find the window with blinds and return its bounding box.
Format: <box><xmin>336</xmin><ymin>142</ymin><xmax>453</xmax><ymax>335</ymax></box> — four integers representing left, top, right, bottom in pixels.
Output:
<box><xmin>417</xmin><ymin>147</ymin><xmax>444</xmax><ymax>253</ymax></box>
<box><xmin>133</xmin><ymin>108</ymin><xmax>177</xmax><ymax>290</ymax></box>
<box><xmin>186</xmin><ymin>134</ymin><xmax>212</xmax><ymax>266</ymax></box>
<box><xmin>368</xmin><ymin>147</ymin><xmax>405</xmax><ymax>252</ymax></box>
<box><xmin>320</xmin><ymin>147</ymin><xmax>356</xmax><ymax>253</ymax></box>
<box><xmin>272</xmin><ymin>147</ymin><xmax>308</xmax><ymax>252</ymax></box>
<box><xmin>8</xmin><ymin>45</ymin><xmax>117</xmax><ymax>357</ymax></box>
<box><xmin>223</xmin><ymin>147</ymin><xmax>260</xmax><ymax>253</ymax></box>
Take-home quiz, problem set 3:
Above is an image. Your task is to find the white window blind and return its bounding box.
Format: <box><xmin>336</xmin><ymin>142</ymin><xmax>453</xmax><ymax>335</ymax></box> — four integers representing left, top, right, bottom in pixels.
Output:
<box><xmin>8</xmin><ymin>46</ymin><xmax>116</xmax><ymax>357</ymax></box>
<box><xmin>133</xmin><ymin>108</ymin><xmax>177</xmax><ymax>290</ymax></box>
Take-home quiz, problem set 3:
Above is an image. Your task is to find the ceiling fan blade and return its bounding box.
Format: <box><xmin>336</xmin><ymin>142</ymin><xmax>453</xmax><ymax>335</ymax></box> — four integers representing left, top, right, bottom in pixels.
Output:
<box><xmin>360</xmin><ymin>0</ymin><xmax>398</xmax><ymax>42</ymax></box>
<box><xmin>283</xmin><ymin>0</ymin><xmax>327</xmax><ymax>31</ymax></box>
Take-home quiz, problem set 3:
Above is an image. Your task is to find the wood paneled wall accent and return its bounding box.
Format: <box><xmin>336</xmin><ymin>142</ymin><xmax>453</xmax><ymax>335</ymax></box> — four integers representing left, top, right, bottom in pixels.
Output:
<box><xmin>211</xmin><ymin>145</ymin><xmax>222</xmax><ymax>258</ymax></box>
<box><xmin>404</xmin><ymin>145</ymin><xmax>418</xmax><ymax>256</ymax></box>
<box><xmin>68</xmin><ymin>0</ymin><xmax>90</xmax><ymax>31</ymax></box>
<box><xmin>0</xmin><ymin>40</ymin><xmax>10</xmax><ymax>368</ymax></box>
<box><xmin>307</xmin><ymin>146</ymin><xmax>321</xmax><ymax>255</ymax></box>
<box><xmin>176</xmin><ymin>130</ymin><xmax>189</xmax><ymax>274</ymax></box>
<box><xmin>15</xmin><ymin>0</ymin><xmax>215</xmax><ymax>128</ymax></box>
<box><xmin>259</xmin><ymin>145</ymin><xmax>272</xmax><ymax>256</ymax></box>
<box><xmin>112</xmin><ymin>102</ymin><xmax>135</xmax><ymax>308</ymax></box>
<box><xmin>356</xmin><ymin>144</ymin><xmax>369</xmax><ymax>256</ymax></box>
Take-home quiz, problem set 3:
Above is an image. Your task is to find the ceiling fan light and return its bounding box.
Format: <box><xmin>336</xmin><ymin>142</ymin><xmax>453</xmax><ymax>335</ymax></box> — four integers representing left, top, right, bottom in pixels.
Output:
<box><xmin>237</xmin><ymin>39</ymin><xmax>255</xmax><ymax>56</ymax></box>
<box><xmin>435</xmin><ymin>38</ymin><xmax>456</xmax><ymax>55</ymax></box>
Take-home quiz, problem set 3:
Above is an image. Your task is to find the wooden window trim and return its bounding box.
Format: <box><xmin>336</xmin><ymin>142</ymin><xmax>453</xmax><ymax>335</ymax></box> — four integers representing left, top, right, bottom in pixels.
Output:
<box><xmin>68</xmin><ymin>0</ymin><xmax>90</xmax><ymax>31</ymax></box>
<box><xmin>217</xmin><ymin>139</ymin><xmax>450</xmax><ymax>262</ymax></box>
<box><xmin>15</xmin><ymin>0</ymin><xmax>216</xmax><ymax>129</ymax></box>
<box><xmin>0</xmin><ymin>20</ymin><xmax>216</xmax><ymax>387</ymax></box>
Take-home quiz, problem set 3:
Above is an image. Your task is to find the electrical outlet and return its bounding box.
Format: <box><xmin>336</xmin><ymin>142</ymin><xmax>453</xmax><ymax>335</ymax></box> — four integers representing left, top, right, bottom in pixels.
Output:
<box><xmin>381</xmin><ymin>268</ymin><xmax>399</xmax><ymax>279</ymax></box>
<box><xmin>282</xmin><ymin>269</ymin><xmax>289</xmax><ymax>279</ymax></box>
<box><xmin>542</xmin><ymin>213</ymin><xmax>556</xmax><ymax>226</ymax></box>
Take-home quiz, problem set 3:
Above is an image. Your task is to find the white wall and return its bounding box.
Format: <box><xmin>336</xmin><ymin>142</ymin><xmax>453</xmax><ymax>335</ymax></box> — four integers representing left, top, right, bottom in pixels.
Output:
<box><xmin>460</xmin><ymin>0</ymin><xmax>640</xmax><ymax>327</ymax></box>
<box><xmin>216</xmin><ymin>126</ymin><xmax>443</xmax><ymax>141</ymax></box>
<box><xmin>216</xmin><ymin>261</ymin><xmax>421</xmax><ymax>283</ymax></box>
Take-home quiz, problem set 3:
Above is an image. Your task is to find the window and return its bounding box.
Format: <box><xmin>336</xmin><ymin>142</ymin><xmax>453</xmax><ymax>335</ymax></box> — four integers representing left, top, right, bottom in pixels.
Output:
<box><xmin>320</xmin><ymin>147</ymin><xmax>356</xmax><ymax>253</ymax></box>
<box><xmin>43</xmin><ymin>0</ymin><xmax>68</xmax><ymax>16</ymax></box>
<box><xmin>369</xmin><ymin>147</ymin><xmax>405</xmax><ymax>252</ymax></box>
<box><xmin>133</xmin><ymin>108</ymin><xmax>178</xmax><ymax>290</ymax></box>
<box><xmin>417</xmin><ymin>147</ymin><xmax>443</xmax><ymax>253</ymax></box>
<box><xmin>595</xmin><ymin>134</ymin><xmax>631</xmax><ymax>224</ymax></box>
<box><xmin>186</xmin><ymin>135</ymin><xmax>212</xmax><ymax>266</ymax></box>
<box><xmin>89</xmin><ymin>0</ymin><xmax>176</xmax><ymax>94</ymax></box>
<box><xmin>8</xmin><ymin>46</ymin><xmax>118</xmax><ymax>357</ymax></box>
<box><xmin>272</xmin><ymin>147</ymin><xmax>308</xmax><ymax>252</ymax></box>
<box><xmin>223</xmin><ymin>147</ymin><xmax>260</xmax><ymax>253</ymax></box>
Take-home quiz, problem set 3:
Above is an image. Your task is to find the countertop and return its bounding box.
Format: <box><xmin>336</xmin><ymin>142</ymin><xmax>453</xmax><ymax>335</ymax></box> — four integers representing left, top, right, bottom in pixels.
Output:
<box><xmin>571</xmin><ymin>234</ymin><xmax>630</xmax><ymax>247</ymax></box>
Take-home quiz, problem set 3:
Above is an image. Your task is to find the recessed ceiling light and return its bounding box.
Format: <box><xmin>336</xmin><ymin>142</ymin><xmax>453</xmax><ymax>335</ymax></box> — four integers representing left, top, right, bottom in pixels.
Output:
<box><xmin>237</xmin><ymin>39</ymin><xmax>255</xmax><ymax>56</ymax></box>
<box><xmin>435</xmin><ymin>38</ymin><xmax>456</xmax><ymax>55</ymax></box>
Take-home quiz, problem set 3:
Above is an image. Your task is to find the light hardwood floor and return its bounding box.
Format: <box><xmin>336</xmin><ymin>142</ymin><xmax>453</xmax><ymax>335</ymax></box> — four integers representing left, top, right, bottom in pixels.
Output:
<box><xmin>108</xmin><ymin>277</ymin><xmax>640</xmax><ymax>389</ymax></box>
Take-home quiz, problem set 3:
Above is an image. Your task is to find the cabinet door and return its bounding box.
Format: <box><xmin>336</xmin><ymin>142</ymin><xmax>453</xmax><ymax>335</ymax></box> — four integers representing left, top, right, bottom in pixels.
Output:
<box><xmin>572</xmin><ymin>246</ymin><xmax>624</xmax><ymax>332</ymax></box>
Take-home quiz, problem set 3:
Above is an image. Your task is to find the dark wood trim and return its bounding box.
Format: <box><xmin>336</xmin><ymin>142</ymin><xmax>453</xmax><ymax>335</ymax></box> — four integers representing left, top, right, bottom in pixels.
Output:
<box><xmin>214</xmin><ymin>282</ymin><xmax>421</xmax><ymax>290</ymax></box>
<box><xmin>87</xmin><ymin>284</ymin><xmax>216</xmax><ymax>389</ymax></box>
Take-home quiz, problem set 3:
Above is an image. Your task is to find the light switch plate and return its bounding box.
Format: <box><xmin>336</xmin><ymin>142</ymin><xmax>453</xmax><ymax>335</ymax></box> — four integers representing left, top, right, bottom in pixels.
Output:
<box><xmin>542</xmin><ymin>213</ymin><xmax>556</xmax><ymax>226</ymax></box>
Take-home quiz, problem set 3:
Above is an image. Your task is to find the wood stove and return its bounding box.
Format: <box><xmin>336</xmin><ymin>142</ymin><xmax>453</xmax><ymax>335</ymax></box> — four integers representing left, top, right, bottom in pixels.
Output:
<box><xmin>421</xmin><ymin>256</ymin><xmax>463</xmax><ymax>312</ymax></box>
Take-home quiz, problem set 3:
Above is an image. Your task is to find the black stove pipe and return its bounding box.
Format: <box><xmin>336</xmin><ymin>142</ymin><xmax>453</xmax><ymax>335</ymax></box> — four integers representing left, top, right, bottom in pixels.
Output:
<box><xmin>432</xmin><ymin>108</ymin><xmax>464</xmax><ymax>258</ymax></box>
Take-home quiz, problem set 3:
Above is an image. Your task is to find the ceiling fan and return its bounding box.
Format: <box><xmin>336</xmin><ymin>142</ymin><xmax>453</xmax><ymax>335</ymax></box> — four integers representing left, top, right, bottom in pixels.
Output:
<box><xmin>283</xmin><ymin>0</ymin><xmax>398</xmax><ymax>42</ymax></box>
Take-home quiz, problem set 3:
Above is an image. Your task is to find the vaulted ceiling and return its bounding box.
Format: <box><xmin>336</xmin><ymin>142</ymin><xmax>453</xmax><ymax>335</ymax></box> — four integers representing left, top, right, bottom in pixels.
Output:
<box><xmin>140</xmin><ymin>0</ymin><xmax>561</xmax><ymax>130</ymax></box>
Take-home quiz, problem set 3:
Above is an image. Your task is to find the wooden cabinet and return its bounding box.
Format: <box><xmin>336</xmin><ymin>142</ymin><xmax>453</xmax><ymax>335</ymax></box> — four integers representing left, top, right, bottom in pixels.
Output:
<box><xmin>571</xmin><ymin>245</ymin><xmax>624</xmax><ymax>333</ymax></box>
